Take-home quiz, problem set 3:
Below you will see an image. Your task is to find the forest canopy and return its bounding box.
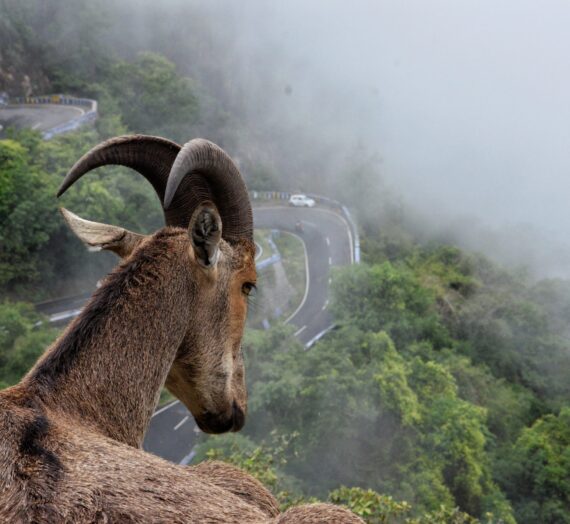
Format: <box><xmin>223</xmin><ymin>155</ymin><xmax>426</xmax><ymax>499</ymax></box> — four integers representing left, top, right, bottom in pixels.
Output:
<box><xmin>0</xmin><ymin>1</ymin><xmax>568</xmax><ymax>522</ymax></box>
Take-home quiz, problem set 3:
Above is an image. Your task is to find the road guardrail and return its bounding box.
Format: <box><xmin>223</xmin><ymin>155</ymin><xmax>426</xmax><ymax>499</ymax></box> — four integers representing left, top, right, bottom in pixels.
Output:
<box><xmin>10</xmin><ymin>94</ymin><xmax>98</xmax><ymax>139</ymax></box>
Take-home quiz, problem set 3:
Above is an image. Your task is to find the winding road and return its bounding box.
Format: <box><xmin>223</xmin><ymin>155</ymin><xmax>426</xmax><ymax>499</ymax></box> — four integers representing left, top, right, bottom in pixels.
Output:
<box><xmin>254</xmin><ymin>206</ymin><xmax>352</xmax><ymax>345</ymax></box>
<box><xmin>0</xmin><ymin>104</ymin><xmax>86</xmax><ymax>134</ymax></box>
<box><xmin>142</xmin><ymin>204</ymin><xmax>354</xmax><ymax>462</ymax></box>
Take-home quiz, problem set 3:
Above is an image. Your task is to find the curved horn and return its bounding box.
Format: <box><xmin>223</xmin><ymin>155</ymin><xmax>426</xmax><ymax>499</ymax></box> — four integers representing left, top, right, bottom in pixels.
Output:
<box><xmin>57</xmin><ymin>134</ymin><xmax>181</xmax><ymax>218</ymax></box>
<box><xmin>164</xmin><ymin>139</ymin><xmax>253</xmax><ymax>243</ymax></box>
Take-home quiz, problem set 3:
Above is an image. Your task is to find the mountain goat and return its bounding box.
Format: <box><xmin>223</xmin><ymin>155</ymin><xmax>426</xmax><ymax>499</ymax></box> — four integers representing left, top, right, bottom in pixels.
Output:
<box><xmin>0</xmin><ymin>135</ymin><xmax>362</xmax><ymax>523</ymax></box>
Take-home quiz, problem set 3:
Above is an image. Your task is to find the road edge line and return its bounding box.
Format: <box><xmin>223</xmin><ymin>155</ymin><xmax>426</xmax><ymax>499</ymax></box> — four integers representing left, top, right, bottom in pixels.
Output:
<box><xmin>152</xmin><ymin>399</ymin><xmax>179</xmax><ymax>418</ymax></box>
<box><xmin>283</xmin><ymin>231</ymin><xmax>310</xmax><ymax>324</ymax></box>
<box><xmin>305</xmin><ymin>323</ymin><xmax>336</xmax><ymax>349</ymax></box>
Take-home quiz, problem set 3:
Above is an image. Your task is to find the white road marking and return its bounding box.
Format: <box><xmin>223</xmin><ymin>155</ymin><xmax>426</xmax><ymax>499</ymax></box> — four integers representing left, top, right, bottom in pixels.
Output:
<box><xmin>32</xmin><ymin>122</ymin><xmax>42</xmax><ymax>130</ymax></box>
<box><xmin>329</xmin><ymin>257</ymin><xmax>332</xmax><ymax>265</ymax></box>
<box><xmin>329</xmin><ymin>277</ymin><xmax>332</xmax><ymax>284</ymax></box>
<box><xmin>284</xmin><ymin>232</ymin><xmax>310</xmax><ymax>324</ymax></box>
<box><xmin>305</xmin><ymin>323</ymin><xmax>336</xmax><ymax>349</ymax></box>
<box><xmin>322</xmin><ymin>300</ymin><xmax>329</xmax><ymax>311</ymax></box>
<box><xmin>312</xmin><ymin>207</ymin><xmax>354</xmax><ymax>264</ymax></box>
<box><xmin>68</xmin><ymin>106</ymin><xmax>85</xmax><ymax>116</ymax></box>
<box><xmin>173</xmin><ymin>415</ymin><xmax>189</xmax><ymax>431</ymax></box>
<box><xmin>179</xmin><ymin>447</ymin><xmax>197</xmax><ymax>465</ymax></box>
<box><xmin>254</xmin><ymin>241</ymin><xmax>263</xmax><ymax>261</ymax></box>
<box><xmin>326</xmin><ymin>237</ymin><xmax>330</xmax><ymax>246</ymax></box>
<box><xmin>152</xmin><ymin>400</ymin><xmax>179</xmax><ymax>418</ymax></box>
<box><xmin>294</xmin><ymin>325</ymin><xmax>307</xmax><ymax>336</ymax></box>
<box><xmin>49</xmin><ymin>308</ymin><xmax>83</xmax><ymax>323</ymax></box>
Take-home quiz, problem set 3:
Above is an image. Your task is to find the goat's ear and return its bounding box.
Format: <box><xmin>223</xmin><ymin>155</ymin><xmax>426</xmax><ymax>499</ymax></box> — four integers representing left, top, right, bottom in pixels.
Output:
<box><xmin>60</xmin><ymin>208</ymin><xmax>147</xmax><ymax>259</ymax></box>
<box><xmin>189</xmin><ymin>203</ymin><xmax>222</xmax><ymax>268</ymax></box>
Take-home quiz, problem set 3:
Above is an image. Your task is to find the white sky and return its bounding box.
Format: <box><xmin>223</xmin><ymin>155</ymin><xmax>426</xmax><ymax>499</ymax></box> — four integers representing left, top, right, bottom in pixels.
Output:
<box><xmin>246</xmin><ymin>1</ymin><xmax>570</xmax><ymax>235</ymax></box>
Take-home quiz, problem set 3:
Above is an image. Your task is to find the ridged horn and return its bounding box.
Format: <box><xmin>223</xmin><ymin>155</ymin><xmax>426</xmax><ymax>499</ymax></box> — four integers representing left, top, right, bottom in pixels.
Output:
<box><xmin>164</xmin><ymin>138</ymin><xmax>253</xmax><ymax>243</ymax></box>
<box><xmin>57</xmin><ymin>135</ymin><xmax>181</xmax><ymax>220</ymax></box>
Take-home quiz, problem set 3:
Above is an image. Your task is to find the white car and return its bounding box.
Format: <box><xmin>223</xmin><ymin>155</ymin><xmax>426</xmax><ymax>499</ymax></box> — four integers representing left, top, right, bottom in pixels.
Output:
<box><xmin>289</xmin><ymin>194</ymin><xmax>316</xmax><ymax>207</ymax></box>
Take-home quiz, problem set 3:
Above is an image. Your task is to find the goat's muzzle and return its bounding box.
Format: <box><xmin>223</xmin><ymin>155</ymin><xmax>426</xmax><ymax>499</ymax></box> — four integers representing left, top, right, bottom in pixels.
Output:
<box><xmin>196</xmin><ymin>401</ymin><xmax>245</xmax><ymax>434</ymax></box>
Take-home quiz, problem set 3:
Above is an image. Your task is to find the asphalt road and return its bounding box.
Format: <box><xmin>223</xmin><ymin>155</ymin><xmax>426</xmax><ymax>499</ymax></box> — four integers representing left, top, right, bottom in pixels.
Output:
<box><xmin>0</xmin><ymin>104</ymin><xmax>84</xmax><ymax>133</ymax></box>
<box><xmin>142</xmin><ymin>204</ymin><xmax>354</xmax><ymax>462</ymax></box>
<box><xmin>143</xmin><ymin>400</ymin><xmax>201</xmax><ymax>464</ymax></box>
<box><xmin>254</xmin><ymin>205</ymin><xmax>353</xmax><ymax>345</ymax></box>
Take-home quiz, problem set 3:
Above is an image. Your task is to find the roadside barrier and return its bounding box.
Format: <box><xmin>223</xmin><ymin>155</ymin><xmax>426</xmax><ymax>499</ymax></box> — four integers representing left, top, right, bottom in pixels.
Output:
<box><xmin>341</xmin><ymin>205</ymin><xmax>360</xmax><ymax>263</ymax></box>
<box><xmin>255</xmin><ymin>233</ymin><xmax>282</xmax><ymax>271</ymax></box>
<box><xmin>250</xmin><ymin>190</ymin><xmax>360</xmax><ymax>264</ymax></box>
<box><xmin>256</xmin><ymin>253</ymin><xmax>281</xmax><ymax>271</ymax></box>
<box><xmin>10</xmin><ymin>94</ymin><xmax>98</xmax><ymax>139</ymax></box>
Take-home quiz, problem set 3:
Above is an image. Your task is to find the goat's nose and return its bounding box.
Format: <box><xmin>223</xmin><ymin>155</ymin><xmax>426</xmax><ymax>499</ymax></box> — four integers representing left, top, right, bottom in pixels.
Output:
<box><xmin>231</xmin><ymin>401</ymin><xmax>245</xmax><ymax>432</ymax></box>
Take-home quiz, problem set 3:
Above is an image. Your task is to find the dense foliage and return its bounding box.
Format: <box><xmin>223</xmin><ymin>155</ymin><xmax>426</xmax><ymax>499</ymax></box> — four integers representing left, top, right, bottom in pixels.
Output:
<box><xmin>0</xmin><ymin>1</ymin><xmax>568</xmax><ymax>522</ymax></box>
<box><xmin>0</xmin><ymin>129</ymin><xmax>165</xmax><ymax>298</ymax></box>
<box><xmin>198</xmin><ymin>239</ymin><xmax>570</xmax><ymax>522</ymax></box>
<box><xmin>0</xmin><ymin>301</ymin><xmax>57</xmax><ymax>388</ymax></box>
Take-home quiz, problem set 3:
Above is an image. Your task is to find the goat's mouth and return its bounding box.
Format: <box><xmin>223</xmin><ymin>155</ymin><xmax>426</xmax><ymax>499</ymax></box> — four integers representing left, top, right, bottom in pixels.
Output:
<box><xmin>196</xmin><ymin>401</ymin><xmax>246</xmax><ymax>434</ymax></box>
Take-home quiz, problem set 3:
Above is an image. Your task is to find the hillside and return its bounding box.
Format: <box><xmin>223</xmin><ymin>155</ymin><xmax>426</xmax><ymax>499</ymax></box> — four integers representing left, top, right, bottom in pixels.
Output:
<box><xmin>0</xmin><ymin>1</ymin><xmax>569</xmax><ymax>522</ymax></box>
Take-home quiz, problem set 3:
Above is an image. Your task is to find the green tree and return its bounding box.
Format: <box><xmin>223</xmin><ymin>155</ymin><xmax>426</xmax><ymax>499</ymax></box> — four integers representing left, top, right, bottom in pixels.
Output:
<box><xmin>0</xmin><ymin>140</ymin><xmax>60</xmax><ymax>292</ymax></box>
<box><xmin>241</xmin><ymin>323</ymin><xmax>515</xmax><ymax>521</ymax></box>
<box><xmin>108</xmin><ymin>52</ymin><xmax>199</xmax><ymax>141</ymax></box>
<box><xmin>501</xmin><ymin>408</ymin><xmax>570</xmax><ymax>523</ymax></box>
<box><xmin>1</xmin><ymin>127</ymin><xmax>167</xmax><ymax>299</ymax></box>
<box><xmin>328</xmin><ymin>487</ymin><xmax>412</xmax><ymax>523</ymax></box>
<box><xmin>0</xmin><ymin>301</ymin><xmax>57</xmax><ymax>386</ymax></box>
<box><xmin>331</xmin><ymin>263</ymin><xmax>448</xmax><ymax>349</ymax></box>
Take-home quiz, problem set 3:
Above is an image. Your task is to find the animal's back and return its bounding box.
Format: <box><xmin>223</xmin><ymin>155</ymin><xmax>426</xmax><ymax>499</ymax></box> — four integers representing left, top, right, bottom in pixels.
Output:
<box><xmin>0</xmin><ymin>385</ymin><xmax>53</xmax><ymax>522</ymax></box>
<box><xmin>0</xmin><ymin>387</ymin><xmax>268</xmax><ymax>523</ymax></box>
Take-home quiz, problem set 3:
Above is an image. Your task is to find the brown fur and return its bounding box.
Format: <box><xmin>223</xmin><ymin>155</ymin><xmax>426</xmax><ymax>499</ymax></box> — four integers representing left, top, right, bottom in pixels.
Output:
<box><xmin>0</xmin><ymin>216</ymin><xmax>362</xmax><ymax>522</ymax></box>
<box><xmin>1</xmin><ymin>387</ymin><xmax>269</xmax><ymax>523</ymax></box>
<box><xmin>277</xmin><ymin>504</ymin><xmax>364</xmax><ymax>523</ymax></box>
<box><xmin>190</xmin><ymin>461</ymin><xmax>280</xmax><ymax>518</ymax></box>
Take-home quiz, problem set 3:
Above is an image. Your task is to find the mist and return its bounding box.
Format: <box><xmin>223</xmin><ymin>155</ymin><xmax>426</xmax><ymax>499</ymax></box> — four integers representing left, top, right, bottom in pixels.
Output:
<box><xmin>106</xmin><ymin>0</ymin><xmax>570</xmax><ymax>278</ymax></box>
<box><xmin>33</xmin><ymin>0</ymin><xmax>569</xmax><ymax>278</ymax></box>
<box><xmin>240</xmin><ymin>0</ymin><xmax>570</xmax><ymax>279</ymax></box>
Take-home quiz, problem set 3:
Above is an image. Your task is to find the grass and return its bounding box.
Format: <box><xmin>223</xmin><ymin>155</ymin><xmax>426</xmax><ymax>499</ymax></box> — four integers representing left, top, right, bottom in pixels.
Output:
<box><xmin>158</xmin><ymin>387</ymin><xmax>175</xmax><ymax>406</ymax></box>
<box><xmin>272</xmin><ymin>231</ymin><xmax>306</xmax><ymax>317</ymax></box>
<box><xmin>254</xmin><ymin>229</ymin><xmax>273</xmax><ymax>262</ymax></box>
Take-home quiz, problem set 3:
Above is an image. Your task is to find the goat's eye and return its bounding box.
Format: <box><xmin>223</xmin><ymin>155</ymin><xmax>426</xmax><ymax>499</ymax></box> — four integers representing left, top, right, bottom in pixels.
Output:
<box><xmin>242</xmin><ymin>282</ymin><xmax>257</xmax><ymax>296</ymax></box>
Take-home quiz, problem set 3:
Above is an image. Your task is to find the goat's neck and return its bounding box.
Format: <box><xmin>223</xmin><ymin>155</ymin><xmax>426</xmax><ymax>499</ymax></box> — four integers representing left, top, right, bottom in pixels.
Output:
<box><xmin>26</xmin><ymin>236</ymin><xmax>190</xmax><ymax>448</ymax></box>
